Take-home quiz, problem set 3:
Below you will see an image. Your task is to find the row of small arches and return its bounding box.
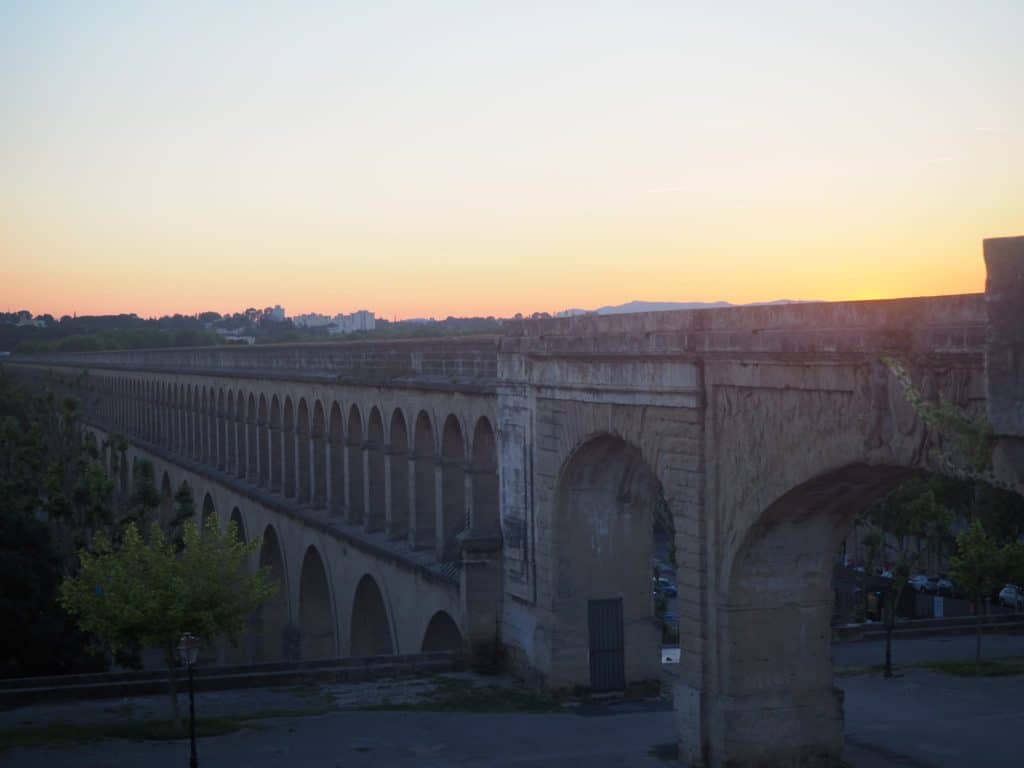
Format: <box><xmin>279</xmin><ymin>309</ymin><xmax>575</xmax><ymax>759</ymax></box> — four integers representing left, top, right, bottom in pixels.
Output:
<box><xmin>95</xmin><ymin>375</ymin><xmax>500</xmax><ymax>563</ymax></box>
<box><xmin>174</xmin><ymin>479</ymin><xmax>464</xmax><ymax>663</ymax></box>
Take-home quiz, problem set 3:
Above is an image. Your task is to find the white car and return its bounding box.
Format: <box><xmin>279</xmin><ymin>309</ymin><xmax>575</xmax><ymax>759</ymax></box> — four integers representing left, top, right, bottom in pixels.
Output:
<box><xmin>998</xmin><ymin>584</ymin><xmax>1024</xmax><ymax>610</ymax></box>
<box><xmin>908</xmin><ymin>574</ymin><xmax>936</xmax><ymax>593</ymax></box>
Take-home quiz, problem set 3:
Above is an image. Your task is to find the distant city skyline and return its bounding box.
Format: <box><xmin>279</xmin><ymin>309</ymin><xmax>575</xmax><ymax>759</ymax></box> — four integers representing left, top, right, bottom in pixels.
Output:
<box><xmin>3</xmin><ymin>2</ymin><xmax>1021</xmax><ymax>318</ymax></box>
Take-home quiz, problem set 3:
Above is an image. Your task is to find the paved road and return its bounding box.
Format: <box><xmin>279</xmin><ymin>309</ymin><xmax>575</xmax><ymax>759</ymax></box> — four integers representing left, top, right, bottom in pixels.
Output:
<box><xmin>6</xmin><ymin>671</ymin><xmax>1022</xmax><ymax>768</ymax></box>
<box><xmin>840</xmin><ymin>668</ymin><xmax>1024</xmax><ymax>767</ymax></box>
<box><xmin>4</xmin><ymin>708</ymin><xmax>677</xmax><ymax>768</ymax></box>
<box><xmin>4</xmin><ymin>634</ymin><xmax>1024</xmax><ymax>768</ymax></box>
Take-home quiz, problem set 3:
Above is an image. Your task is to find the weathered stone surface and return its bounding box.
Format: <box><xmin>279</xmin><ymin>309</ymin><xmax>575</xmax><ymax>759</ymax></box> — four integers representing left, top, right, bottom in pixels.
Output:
<box><xmin>985</xmin><ymin>236</ymin><xmax>1024</xmax><ymax>492</ymax></box>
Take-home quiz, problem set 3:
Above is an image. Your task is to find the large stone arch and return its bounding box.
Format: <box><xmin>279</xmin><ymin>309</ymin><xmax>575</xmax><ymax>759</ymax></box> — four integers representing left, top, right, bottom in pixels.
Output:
<box><xmin>551</xmin><ymin>433</ymin><xmax>663</xmax><ymax>691</ymax></box>
<box><xmin>388</xmin><ymin>408</ymin><xmax>410</xmax><ymax>540</ymax></box>
<box><xmin>412</xmin><ymin>410</ymin><xmax>436</xmax><ymax>550</ymax></box>
<box><xmin>256</xmin><ymin>524</ymin><xmax>289</xmax><ymax>662</ymax></box>
<box><xmin>347</xmin><ymin>404</ymin><xmax>365</xmax><ymax>524</ymax></box>
<box><xmin>365</xmin><ymin>407</ymin><xmax>386</xmax><ymax>532</ymax></box>
<box><xmin>329</xmin><ymin>401</ymin><xmax>344</xmax><ymax>515</ymax></box>
<box><xmin>350</xmin><ymin>574</ymin><xmax>395</xmax><ymax>656</ymax></box>
<box><xmin>421</xmin><ymin>610</ymin><xmax>463</xmax><ymax>652</ymax></box>
<box><xmin>298</xmin><ymin>546</ymin><xmax>337</xmax><ymax>660</ymax></box>
<box><xmin>440</xmin><ymin>415</ymin><xmax>465</xmax><ymax>561</ymax></box>
<box><xmin>311</xmin><ymin>400</ymin><xmax>327</xmax><ymax>508</ymax></box>
<box><xmin>716</xmin><ymin>463</ymin><xmax>911</xmax><ymax>767</ymax></box>
<box><xmin>470</xmin><ymin>416</ymin><xmax>499</xmax><ymax>537</ymax></box>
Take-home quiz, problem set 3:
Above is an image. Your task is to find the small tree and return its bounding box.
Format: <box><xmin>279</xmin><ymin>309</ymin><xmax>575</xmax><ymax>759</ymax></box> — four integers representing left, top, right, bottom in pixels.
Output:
<box><xmin>168</xmin><ymin>481</ymin><xmax>196</xmax><ymax>548</ymax></box>
<box><xmin>949</xmin><ymin>520</ymin><xmax>1003</xmax><ymax>668</ymax></box>
<box><xmin>60</xmin><ymin>516</ymin><xmax>274</xmax><ymax>728</ymax></box>
<box><xmin>865</xmin><ymin>474</ymin><xmax>956</xmax><ymax>675</ymax></box>
<box><xmin>126</xmin><ymin>458</ymin><xmax>160</xmax><ymax>526</ymax></box>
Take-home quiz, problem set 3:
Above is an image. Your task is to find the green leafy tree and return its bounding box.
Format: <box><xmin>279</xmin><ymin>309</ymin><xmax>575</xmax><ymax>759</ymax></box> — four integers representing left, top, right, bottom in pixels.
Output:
<box><xmin>126</xmin><ymin>458</ymin><xmax>160</xmax><ymax>523</ymax></box>
<box><xmin>0</xmin><ymin>499</ymin><xmax>105</xmax><ymax>677</ymax></box>
<box><xmin>168</xmin><ymin>481</ymin><xmax>196</xmax><ymax>548</ymax></box>
<box><xmin>859</xmin><ymin>527</ymin><xmax>885</xmax><ymax>621</ymax></box>
<box><xmin>867</xmin><ymin>475</ymin><xmax>954</xmax><ymax>676</ymax></box>
<box><xmin>949</xmin><ymin>520</ymin><xmax>1004</xmax><ymax>667</ymax></box>
<box><xmin>60</xmin><ymin>516</ymin><xmax>274</xmax><ymax>728</ymax></box>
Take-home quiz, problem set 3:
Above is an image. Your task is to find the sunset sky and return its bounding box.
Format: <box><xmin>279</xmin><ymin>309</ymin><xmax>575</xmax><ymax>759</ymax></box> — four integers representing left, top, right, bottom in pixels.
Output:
<box><xmin>2</xmin><ymin>1</ymin><xmax>1022</xmax><ymax>319</ymax></box>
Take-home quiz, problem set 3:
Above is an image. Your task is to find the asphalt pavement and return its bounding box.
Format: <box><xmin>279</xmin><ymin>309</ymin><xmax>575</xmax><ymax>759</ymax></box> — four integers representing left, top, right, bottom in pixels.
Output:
<box><xmin>3</xmin><ymin>634</ymin><xmax>1023</xmax><ymax>767</ymax></box>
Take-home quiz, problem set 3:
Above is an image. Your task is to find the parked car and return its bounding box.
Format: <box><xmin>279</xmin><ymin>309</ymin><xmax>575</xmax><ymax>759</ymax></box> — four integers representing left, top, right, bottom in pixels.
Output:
<box><xmin>935</xmin><ymin>577</ymin><xmax>954</xmax><ymax>595</ymax></box>
<box><xmin>908</xmin><ymin>574</ymin><xmax>936</xmax><ymax>593</ymax></box>
<box><xmin>879</xmin><ymin>569</ymin><xmax>894</xmax><ymax>580</ymax></box>
<box><xmin>998</xmin><ymin>584</ymin><xmax>1024</xmax><ymax>610</ymax></box>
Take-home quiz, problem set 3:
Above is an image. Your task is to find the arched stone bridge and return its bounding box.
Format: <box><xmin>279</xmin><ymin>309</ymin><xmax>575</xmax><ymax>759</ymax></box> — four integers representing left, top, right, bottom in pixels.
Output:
<box><xmin>7</xmin><ymin>236</ymin><xmax>1022</xmax><ymax>767</ymax></box>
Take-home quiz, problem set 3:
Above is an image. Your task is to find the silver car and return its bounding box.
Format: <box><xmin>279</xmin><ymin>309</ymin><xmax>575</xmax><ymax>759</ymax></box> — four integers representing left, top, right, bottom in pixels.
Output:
<box><xmin>998</xmin><ymin>584</ymin><xmax>1024</xmax><ymax>610</ymax></box>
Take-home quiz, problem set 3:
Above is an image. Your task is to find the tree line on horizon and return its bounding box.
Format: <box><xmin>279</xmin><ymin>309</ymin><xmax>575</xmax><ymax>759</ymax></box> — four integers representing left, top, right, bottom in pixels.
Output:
<box><xmin>2</xmin><ymin>308</ymin><xmax>505</xmax><ymax>354</ymax></box>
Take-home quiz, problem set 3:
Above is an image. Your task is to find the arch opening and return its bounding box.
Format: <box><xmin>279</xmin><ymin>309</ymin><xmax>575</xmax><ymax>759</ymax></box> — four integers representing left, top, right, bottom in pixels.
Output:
<box><xmin>256</xmin><ymin>525</ymin><xmax>288</xmax><ymax>662</ymax></box>
<box><xmin>552</xmin><ymin>434</ymin><xmax>664</xmax><ymax>691</ymax></box>
<box><xmin>312</xmin><ymin>401</ymin><xmax>326</xmax><ymax>508</ymax></box>
<box><xmin>388</xmin><ymin>409</ymin><xmax>410</xmax><ymax>540</ymax></box>
<box><xmin>283</xmin><ymin>397</ymin><xmax>297</xmax><ymax>499</ymax></box>
<box><xmin>258</xmin><ymin>395</ymin><xmax>269</xmax><ymax>487</ymax></box>
<box><xmin>421</xmin><ymin>611</ymin><xmax>463</xmax><ymax>653</ymax></box>
<box><xmin>329</xmin><ymin>402</ymin><xmax>344</xmax><ymax>515</ymax></box>
<box><xmin>347</xmin><ymin>405</ymin><xmax>364</xmax><ymax>524</ymax></box>
<box><xmin>350</xmin><ymin>575</ymin><xmax>394</xmax><ymax>656</ymax></box>
<box><xmin>365</xmin><ymin>408</ymin><xmax>386</xmax><ymax>532</ymax></box>
<box><xmin>226</xmin><ymin>506</ymin><xmax>250</xmax><ymax>665</ymax></box>
<box><xmin>269</xmin><ymin>395</ymin><xmax>282</xmax><ymax>493</ymax></box>
<box><xmin>719</xmin><ymin>463</ymin><xmax>913</xmax><ymax>766</ymax></box>
<box><xmin>226</xmin><ymin>390</ymin><xmax>236</xmax><ymax>474</ymax></box>
<box><xmin>471</xmin><ymin>417</ymin><xmax>500</xmax><ymax>538</ymax></box>
<box><xmin>298</xmin><ymin>546</ymin><xmax>336</xmax><ymax>660</ymax></box>
<box><xmin>440</xmin><ymin>416</ymin><xmax>465</xmax><ymax>561</ymax></box>
<box><xmin>201</xmin><ymin>492</ymin><xmax>217</xmax><ymax>537</ymax></box>
<box><xmin>412</xmin><ymin>411</ymin><xmax>436</xmax><ymax>550</ymax></box>
<box><xmin>216</xmin><ymin>389</ymin><xmax>226</xmax><ymax>470</ymax></box>
<box><xmin>296</xmin><ymin>398</ymin><xmax>311</xmax><ymax>504</ymax></box>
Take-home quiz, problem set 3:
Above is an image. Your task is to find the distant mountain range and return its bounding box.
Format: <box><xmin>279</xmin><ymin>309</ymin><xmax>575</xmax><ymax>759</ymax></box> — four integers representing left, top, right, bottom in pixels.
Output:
<box><xmin>555</xmin><ymin>299</ymin><xmax>811</xmax><ymax>318</ymax></box>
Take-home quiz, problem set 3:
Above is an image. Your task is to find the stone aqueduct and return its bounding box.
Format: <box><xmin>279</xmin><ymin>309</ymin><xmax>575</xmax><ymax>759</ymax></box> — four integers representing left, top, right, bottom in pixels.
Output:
<box><xmin>7</xmin><ymin>237</ymin><xmax>1023</xmax><ymax>767</ymax></box>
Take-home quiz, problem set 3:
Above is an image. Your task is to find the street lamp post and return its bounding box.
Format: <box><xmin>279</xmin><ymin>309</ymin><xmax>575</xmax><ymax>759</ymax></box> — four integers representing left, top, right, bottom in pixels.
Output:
<box><xmin>177</xmin><ymin>632</ymin><xmax>201</xmax><ymax>768</ymax></box>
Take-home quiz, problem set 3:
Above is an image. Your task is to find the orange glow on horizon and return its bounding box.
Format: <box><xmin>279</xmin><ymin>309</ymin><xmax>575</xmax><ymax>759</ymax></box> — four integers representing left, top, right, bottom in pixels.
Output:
<box><xmin>1</xmin><ymin>3</ymin><xmax>1021</xmax><ymax>320</ymax></box>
